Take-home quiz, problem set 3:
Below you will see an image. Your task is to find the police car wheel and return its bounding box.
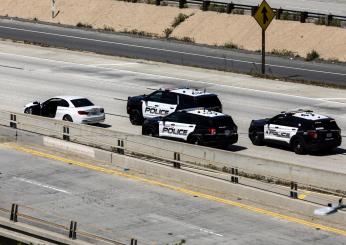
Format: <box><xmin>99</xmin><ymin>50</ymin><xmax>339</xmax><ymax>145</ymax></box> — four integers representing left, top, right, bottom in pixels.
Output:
<box><xmin>143</xmin><ymin>127</ymin><xmax>157</xmax><ymax>137</ymax></box>
<box><xmin>130</xmin><ymin>110</ymin><xmax>143</xmax><ymax>125</ymax></box>
<box><xmin>292</xmin><ymin>139</ymin><xmax>306</xmax><ymax>155</ymax></box>
<box><xmin>188</xmin><ymin>136</ymin><xmax>202</xmax><ymax>145</ymax></box>
<box><xmin>249</xmin><ymin>130</ymin><xmax>264</xmax><ymax>146</ymax></box>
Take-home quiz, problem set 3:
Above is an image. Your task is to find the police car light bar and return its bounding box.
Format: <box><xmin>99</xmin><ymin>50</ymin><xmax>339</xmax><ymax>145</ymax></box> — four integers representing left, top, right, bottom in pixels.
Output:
<box><xmin>282</xmin><ymin>109</ymin><xmax>314</xmax><ymax>115</ymax></box>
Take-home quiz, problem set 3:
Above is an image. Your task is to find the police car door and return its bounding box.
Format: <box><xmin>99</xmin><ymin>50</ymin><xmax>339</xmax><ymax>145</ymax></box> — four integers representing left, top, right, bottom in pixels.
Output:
<box><xmin>142</xmin><ymin>91</ymin><xmax>177</xmax><ymax>118</ymax></box>
<box><xmin>264</xmin><ymin>115</ymin><xmax>285</xmax><ymax>142</ymax></box>
<box><xmin>264</xmin><ymin>115</ymin><xmax>297</xmax><ymax>144</ymax></box>
<box><xmin>159</xmin><ymin>112</ymin><xmax>195</xmax><ymax>141</ymax></box>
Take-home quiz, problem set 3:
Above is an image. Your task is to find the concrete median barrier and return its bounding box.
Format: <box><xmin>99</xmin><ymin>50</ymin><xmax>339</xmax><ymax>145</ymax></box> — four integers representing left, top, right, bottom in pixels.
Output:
<box><xmin>0</xmin><ymin>110</ymin><xmax>345</xmax><ymax>192</ymax></box>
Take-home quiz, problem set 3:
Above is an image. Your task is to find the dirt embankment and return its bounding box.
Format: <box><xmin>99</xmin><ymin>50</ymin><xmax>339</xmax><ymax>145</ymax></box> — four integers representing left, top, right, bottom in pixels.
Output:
<box><xmin>1</xmin><ymin>0</ymin><xmax>346</xmax><ymax>61</ymax></box>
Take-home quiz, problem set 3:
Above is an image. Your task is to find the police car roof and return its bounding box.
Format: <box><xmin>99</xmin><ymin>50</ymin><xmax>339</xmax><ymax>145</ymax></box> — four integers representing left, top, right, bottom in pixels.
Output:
<box><xmin>292</xmin><ymin>112</ymin><xmax>328</xmax><ymax>120</ymax></box>
<box><xmin>283</xmin><ymin>110</ymin><xmax>329</xmax><ymax>120</ymax></box>
<box><xmin>170</xmin><ymin>88</ymin><xmax>212</xmax><ymax>97</ymax></box>
<box><xmin>183</xmin><ymin>108</ymin><xmax>225</xmax><ymax>117</ymax></box>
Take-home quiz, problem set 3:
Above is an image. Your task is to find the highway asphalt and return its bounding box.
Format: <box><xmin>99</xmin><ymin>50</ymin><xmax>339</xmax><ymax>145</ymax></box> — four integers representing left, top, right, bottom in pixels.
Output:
<box><xmin>1</xmin><ymin>144</ymin><xmax>345</xmax><ymax>244</ymax></box>
<box><xmin>0</xmin><ymin>19</ymin><xmax>346</xmax><ymax>86</ymax></box>
<box><xmin>0</xmin><ymin>41</ymin><xmax>345</xmax><ymax>174</ymax></box>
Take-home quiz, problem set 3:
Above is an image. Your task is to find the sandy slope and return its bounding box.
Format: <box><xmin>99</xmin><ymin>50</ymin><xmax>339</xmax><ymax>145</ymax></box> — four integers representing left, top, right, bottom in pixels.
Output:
<box><xmin>0</xmin><ymin>0</ymin><xmax>346</xmax><ymax>61</ymax></box>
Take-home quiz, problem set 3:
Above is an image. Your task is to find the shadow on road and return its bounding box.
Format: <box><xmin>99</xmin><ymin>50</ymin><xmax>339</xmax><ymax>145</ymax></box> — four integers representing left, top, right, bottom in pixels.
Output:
<box><xmin>93</xmin><ymin>123</ymin><xmax>112</xmax><ymax>128</ymax></box>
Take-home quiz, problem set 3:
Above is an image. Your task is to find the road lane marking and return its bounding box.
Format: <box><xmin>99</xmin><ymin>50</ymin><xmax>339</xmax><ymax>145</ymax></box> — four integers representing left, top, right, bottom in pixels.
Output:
<box><xmin>13</xmin><ymin>177</ymin><xmax>71</xmax><ymax>194</ymax></box>
<box><xmin>93</xmin><ymin>63</ymin><xmax>138</xmax><ymax>66</ymax></box>
<box><xmin>1</xmin><ymin>25</ymin><xmax>346</xmax><ymax>77</ymax></box>
<box><xmin>298</xmin><ymin>191</ymin><xmax>311</xmax><ymax>200</ymax></box>
<box><xmin>0</xmin><ymin>51</ymin><xmax>345</xmax><ymax>106</ymax></box>
<box><xmin>5</xmin><ymin>143</ymin><xmax>346</xmax><ymax>237</ymax></box>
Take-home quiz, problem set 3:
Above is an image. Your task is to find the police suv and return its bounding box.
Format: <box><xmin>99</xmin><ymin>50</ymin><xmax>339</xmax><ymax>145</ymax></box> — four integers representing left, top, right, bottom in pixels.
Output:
<box><xmin>142</xmin><ymin>108</ymin><xmax>238</xmax><ymax>147</ymax></box>
<box><xmin>127</xmin><ymin>88</ymin><xmax>222</xmax><ymax>125</ymax></box>
<box><xmin>248</xmin><ymin>110</ymin><xmax>342</xmax><ymax>154</ymax></box>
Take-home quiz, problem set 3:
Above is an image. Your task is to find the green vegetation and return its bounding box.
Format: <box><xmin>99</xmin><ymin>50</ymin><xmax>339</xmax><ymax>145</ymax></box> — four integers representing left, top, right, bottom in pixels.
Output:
<box><xmin>315</xmin><ymin>16</ymin><xmax>341</xmax><ymax>27</ymax></box>
<box><xmin>180</xmin><ymin>36</ymin><xmax>195</xmax><ymax>43</ymax></box>
<box><xmin>271</xmin><ymin>49</ymin><xmax>298</xmax><ymax>57</ymax></box>
<box><xmin>76</xmin><ymin>22</ymin><xmax>92</xmax><ymax>28</ymax></box>
<box><xmin>207</xmin><ymin>3</ymin><xmax>226</xmax><ymax>13</ymax></box>
<box><xmin>223</xmin><ymin>41</ymin><xmax>238</xmax><ymax>49</ymax></box>
<box><xmin>306</xmin><ymin>49</ymin><xmax>320</xmax><ymax>61</ymax></box>
<box><xmin>103</xmin><ymin>25</ymin><xmax>115</xmax><ymax>32</ymax></box>
<box><xmin>232</xmin><ymin>9</ymin><xmax>244</xmax><ymax>15</ymax></box>
<box><xmin>172</xmin><ymin>13</ymin><xmax>189</xmax><ymax>28</ymax></box>
<box><xmin>163</xmin><ymin>27</ymin><xmax>173</xmax><ymax>38</ymax></box>
<box><xmin>280</xmin><ymin>11</ymin><xmax>300</xmax><ymax>21</ymax></box>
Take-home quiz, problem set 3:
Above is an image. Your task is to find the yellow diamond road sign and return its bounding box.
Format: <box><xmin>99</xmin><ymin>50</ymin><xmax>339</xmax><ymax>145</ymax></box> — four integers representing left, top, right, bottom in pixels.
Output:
<box><xmin>254</xmin><ymin>0</ymin><xmax>275</xmax><ymax>31</ymax></box>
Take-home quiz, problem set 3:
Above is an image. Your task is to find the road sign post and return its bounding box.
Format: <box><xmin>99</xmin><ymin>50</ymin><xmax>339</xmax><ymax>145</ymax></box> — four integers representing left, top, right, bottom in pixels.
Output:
<box><xmin>254</xmin><ymin>0</ymin><xmax>274</xmax><ymax>75</ymax></box>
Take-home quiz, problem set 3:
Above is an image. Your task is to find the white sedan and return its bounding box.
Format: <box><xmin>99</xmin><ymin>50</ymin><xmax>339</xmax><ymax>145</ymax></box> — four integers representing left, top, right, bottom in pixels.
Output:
<box><xmin>24</xmin><ymin>96</ymin><xmax>105</xmax><ymax>124</ymax></box>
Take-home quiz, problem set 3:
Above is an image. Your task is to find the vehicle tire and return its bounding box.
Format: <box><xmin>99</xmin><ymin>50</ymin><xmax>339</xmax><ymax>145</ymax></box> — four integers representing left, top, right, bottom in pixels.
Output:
<box><xmin>129</xmin><ymin>110</ymin><xmax>143</xmax><ymax>125</ymax></box>
<box><xmin>188</xmin><ymin>136</ymin><xmax>202</xmax><ymax>146</ymax></box>
<box><xmin>143</xmin><ymin>127</ymin><xmax>156</xmax><ymax>137</ymax></box>
<box><xmin>63</xmin><ymin>115</ymin><xmax>73</xmax><ymax>122</ymax></box>
<box><xmin>292</xmin><ymin>138</ymin><xmax>306</xmax><ymax>155</ymax></box>
<box><xmin>24</xmin><ymin>108</ymin><xmax>32</xmax><ymax>114</ymax></box>
<box><xmin>249</xmin><ymin>130</ymin><xmax>264</xmax><ymax>146</ymax></box>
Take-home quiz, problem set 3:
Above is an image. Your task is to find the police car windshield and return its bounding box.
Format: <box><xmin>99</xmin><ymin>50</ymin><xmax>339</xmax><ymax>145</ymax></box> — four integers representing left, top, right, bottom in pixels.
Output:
<box><xmin>196</xmin><ymin>95</ymin><xmax>220</xmax><ymax>108</ymax></box>
<box><xmin>71</xmin><ymin>98</ymin><xmax>94</xmax><ymax>108</ymax></box>
<box><xmin>313</xmin><ymin>119</ymin><xmax>339</xmax><ymax>130</ymax></box>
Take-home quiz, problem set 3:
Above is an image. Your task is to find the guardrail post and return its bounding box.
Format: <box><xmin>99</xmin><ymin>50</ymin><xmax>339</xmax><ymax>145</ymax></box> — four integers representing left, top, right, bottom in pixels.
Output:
<box><xmin>10</xmin><ymin>114</ymin><xmax>17</xmax><ymax>129</ymax></box>
<box><xmin>155</xmin><ymin>0</ymin><xmax>160</xmax><ymax>6</ymax></box>
<box><xmin>10</xmin><ymin>203</ymin><xmax>18</xmax><ymax>222</ymax></box>
<box><xmin>63</xmin><ymin>126</ymin><xmax>70</xmax><ymax>141</ymax></box>
<box><xmin>231</xmin><ymin>168</ymin><xmax>239</xmax><ymax>184</ymax></box>
<box><xmin>202</xmin><ymin>0</ymin><xmax>210</xmax><ymax>11</ymax></box>
<box><xmin>130</xmin><ymin>238</ymin><xmax>138</xmax><ymax>245</ymax></box>
<box><xmin>69</xmin><ymin>221</ymin><xmax>77</xmax><ymax>240</ymax></box>
<box><xmin>226</xmin><ymin>3</ymin><xmax>234</xmax><ymax>14</ymax></box>
<box><xmin>276</xmin><ymin>8</ymin><xmax>283</xmax><ymax>19</ymax></box>
<box><xmin>326</xmin><ymin>14</ymin><xmax>333</xmax><ymax>26</ymax></box>
<box><xmin>251</xmin><ymin>6</ymin><xmax>258</xmax><ymax>16</ymax></box>
<box><xmin>117</xmin><ymin>139</ymin><xmax>125</xmax><ymax>154</ymax></box>
<box><xmin>300</xmin><ymin>11</ymin><xmax>308</xmax><ymax>23</ymax></box>
<box><xmin>173</xmin><ymin>152</ymin><xmax>181</xmax><ymax>169</ymax></box>
<box><xmin>290</xmin><ymin>182</ymin><xmax>298</xmax><ymax>199</ymax></box>
<box><xmin>179</xmin><ymin>0</ymin><xmax>185</xmax><ymax>9</ymax></box>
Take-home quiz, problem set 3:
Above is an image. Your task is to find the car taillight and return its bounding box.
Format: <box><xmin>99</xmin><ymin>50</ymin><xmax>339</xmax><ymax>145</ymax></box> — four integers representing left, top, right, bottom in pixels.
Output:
<box><xmin>208</xmin><ymin>128</ymin><xmax>216</xmax><ymax>135</ymax></box>
<box><xmin>78</xmin><ymin>111</ymin><xmax>89</xmax><ymax>115</ymax></box>
<box><xmin>308</xmin><ymin>130</ymin><xmax>318</xmax><ymax>139</ymax></box>
<box><xmin>100</xmin><ymin>108</ymin><xmax>104</xmax><ymax>113</ymax></box>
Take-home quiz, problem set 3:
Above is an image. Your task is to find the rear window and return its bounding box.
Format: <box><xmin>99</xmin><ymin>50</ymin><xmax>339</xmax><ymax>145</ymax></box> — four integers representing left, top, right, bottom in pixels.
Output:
<box><xmin>313</xmin><ymin>119</ymin><xmax>339</xmax><ymax>130</ymax></box>
<box><xmin>71</xmin><ymin>98</ymin><xmax>94</xmax><ymax>108</ymax></box>
<box><xmin>196</xmin><ymin>95</ymin><xmax>221</xmax><ymax>108</ymax></box>
<box><xmin>200</xmin><ymin>116</ymin><xmax>235</xmax><ymax>127</ymax></box>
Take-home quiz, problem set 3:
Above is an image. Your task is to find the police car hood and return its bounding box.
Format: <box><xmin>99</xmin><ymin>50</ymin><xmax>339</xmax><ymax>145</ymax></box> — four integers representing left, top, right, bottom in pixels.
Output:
<box><xmin>128</xmin><ymin>95</ymin><xmax>146</xmax><ymax>103</ymax></box>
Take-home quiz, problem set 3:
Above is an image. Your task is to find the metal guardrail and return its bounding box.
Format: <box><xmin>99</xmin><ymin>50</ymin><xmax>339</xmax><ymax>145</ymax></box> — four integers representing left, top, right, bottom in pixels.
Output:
<box><xmin>156</xmin><ymin>0</ymin><xmax>346</xmax><ymax>27</ymax></box>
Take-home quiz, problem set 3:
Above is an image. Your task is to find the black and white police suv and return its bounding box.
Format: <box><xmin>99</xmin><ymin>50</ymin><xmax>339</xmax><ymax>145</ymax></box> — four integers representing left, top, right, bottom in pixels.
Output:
<box><xmin>127</xmin><ymin>88</ymin><xmax>222</xmax><ymax>125</ymax></box>
<box><xmin>142</xmin><ymin>108</ymin><xmax>238</xmax><ymax>147</ymax></box>
<box><xmin>248</xmin><ymin>110</ymin><xmax>342</xmax><ymax>154</ymax></box>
